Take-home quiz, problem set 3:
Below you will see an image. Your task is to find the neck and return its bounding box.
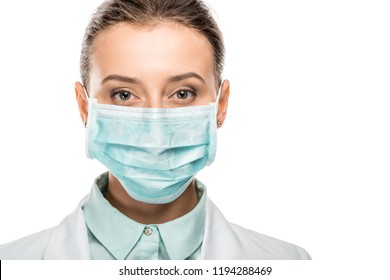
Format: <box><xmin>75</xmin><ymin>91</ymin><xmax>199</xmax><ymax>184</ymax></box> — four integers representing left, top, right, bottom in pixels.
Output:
<box><xmin>104</xmin><ymin>172</ymin><xmax>198</xmax><ymax>224</ymax></box>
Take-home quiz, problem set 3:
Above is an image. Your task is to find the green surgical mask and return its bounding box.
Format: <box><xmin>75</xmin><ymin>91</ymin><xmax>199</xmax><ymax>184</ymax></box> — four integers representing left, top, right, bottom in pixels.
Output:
<box><xmin>85</xmin><ymin>94</ymin><xmax>219</xmax><ymax>204</ymax></box>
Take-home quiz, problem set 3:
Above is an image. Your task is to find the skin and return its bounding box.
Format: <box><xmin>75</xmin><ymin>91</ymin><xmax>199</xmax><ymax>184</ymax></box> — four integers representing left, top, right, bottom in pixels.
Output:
<box><xmin>75</xmin><ymin>22</ymin><xmax>230</xmax><ymax>224</ymax></box>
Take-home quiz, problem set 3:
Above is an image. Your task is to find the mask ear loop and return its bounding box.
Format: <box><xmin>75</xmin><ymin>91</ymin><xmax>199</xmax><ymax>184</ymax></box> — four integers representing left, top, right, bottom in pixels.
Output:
<box><xmin>83</xmin><ymin>85</ymin><xmax>90</xmax><ymax>128</ymax></box>
<box><xmin>83</xmin><ymin>85</ymin><xmax>90</xmax><ymax>99</ymax></box>
<box><xmin>216</xmin><ymin>83</ymin><xmax>222</xmax><ymax>105</ymax></box>
<box><xmin>216</xmin><ymin>83</ymin><xmax>223</xmax><ymax>128</ymax></box>
<box><xmin>83</xmin><ymin>85</ymin><xmax>97</xmax><ymax>159</ymax></box>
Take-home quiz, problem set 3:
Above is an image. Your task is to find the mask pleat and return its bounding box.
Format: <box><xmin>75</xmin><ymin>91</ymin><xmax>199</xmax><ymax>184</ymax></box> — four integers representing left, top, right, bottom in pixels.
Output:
<box><xmin>94</xmin><ymin>119</ymin><xmax>210</xmax><ymax>148</ymax></box>
<box><xmin>113</xmin><ymin>175</ymin><xmax>194</xmax><ymax>203</ymax></box>
<box><xmin>99</xmin><ymin>151</ymin><xmax>208</xmax><ymax>180</ymax></box>
<box><xmin>93</xmin><ymin>144</ymin><xmax>208</xmax><ymax>170</ymax></box>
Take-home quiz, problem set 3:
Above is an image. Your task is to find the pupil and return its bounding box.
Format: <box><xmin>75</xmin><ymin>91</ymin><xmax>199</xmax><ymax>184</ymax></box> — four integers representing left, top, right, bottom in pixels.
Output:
<box><xmin>178</xmin><ymin>90</ymin><xmax>188</xmax><ymax>99</ymax></box>
<box><xmin>120</xmin><ymin>92</ymin><xmax>130</xmax><ymax>100</ymax></box>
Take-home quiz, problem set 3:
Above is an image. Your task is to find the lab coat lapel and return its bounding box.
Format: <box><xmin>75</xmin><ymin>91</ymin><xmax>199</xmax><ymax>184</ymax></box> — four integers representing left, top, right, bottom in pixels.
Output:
<box><xmin>43</xmin><ymin>197</ymin><xmax>90</xmax><ymax>259</ymax></box>
<box><xmin>199</xmin><ymin>199</ymin><xmax>247</xmax><ymax>259</ymax></box>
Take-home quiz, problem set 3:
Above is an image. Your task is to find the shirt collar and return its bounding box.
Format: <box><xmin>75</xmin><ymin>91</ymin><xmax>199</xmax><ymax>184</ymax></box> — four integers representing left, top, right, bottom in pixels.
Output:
<box><xmin>83</xmin><ymin>173</ymin><xmax>144</xmax><ymax>259</ymax></box>
<box><xmin>158</xmin><ymin>180</ymin><xmax>206</xmax><ymax>260</ymax></box>
<box><xmin>83</xmin><ymin>172</ymin><xmax>206</xmax><ymax>260</ymax></box>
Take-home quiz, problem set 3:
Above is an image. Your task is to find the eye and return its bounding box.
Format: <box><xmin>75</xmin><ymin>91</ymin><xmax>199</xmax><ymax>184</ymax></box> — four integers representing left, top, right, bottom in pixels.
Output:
<box><xmin>172</xmin><ymin>89</ymin><xmax>196</xmax><ymax>100</ymax></box>
<box><xmin>112</xmin><ymin>90</ymin><xmax>134</xmax><ymax>101</ymax></box>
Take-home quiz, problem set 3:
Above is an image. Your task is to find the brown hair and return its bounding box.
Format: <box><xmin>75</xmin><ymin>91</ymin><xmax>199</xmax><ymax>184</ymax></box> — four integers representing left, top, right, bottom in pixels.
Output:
<box><xmin>80</xmin><ymin>0</ymin><xmax>225</xmax><ymax>87</ymax></box>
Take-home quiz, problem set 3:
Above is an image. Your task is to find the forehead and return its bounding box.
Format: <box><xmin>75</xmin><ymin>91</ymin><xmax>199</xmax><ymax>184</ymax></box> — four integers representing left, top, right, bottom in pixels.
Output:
<box><xmin>90</xmin><ymin>22</ymin><xmax>215</xmax><ymax>83</ymax></box>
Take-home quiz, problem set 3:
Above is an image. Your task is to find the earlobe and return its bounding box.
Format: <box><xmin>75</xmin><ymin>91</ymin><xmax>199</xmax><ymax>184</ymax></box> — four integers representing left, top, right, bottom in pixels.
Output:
<box><xmin>217</xmin><ymin>79</ymin><xmax>230</xmax><ymax>128</ymax></box>
<box><xmin>74</xmin><ymin>82</ymin><xmax>89</xmax><ymax>126</ymax></box>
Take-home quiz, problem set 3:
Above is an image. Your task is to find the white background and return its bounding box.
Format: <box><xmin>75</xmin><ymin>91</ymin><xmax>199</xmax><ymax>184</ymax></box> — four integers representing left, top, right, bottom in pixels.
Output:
<box><xmin>0</xmin><ymin>0</ymin><xmax>389</xmax><ymax>274</ymax></box>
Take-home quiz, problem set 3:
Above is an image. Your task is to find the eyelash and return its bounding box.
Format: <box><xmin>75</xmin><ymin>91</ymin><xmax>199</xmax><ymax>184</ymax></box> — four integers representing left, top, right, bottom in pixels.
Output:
<box><xmin>172</xmin><ymin>88</ymin><xmax>197</xmax><ymax>99</ymax></box>
<box><xmin>111</xmin><ymin>89</ymin><xmax>134</xmax><ymax>100</ymax></box>
<box><xmin>110</xmin><ymin>88</ymin><xmax>198</xmax><ymax>103</ymax></box>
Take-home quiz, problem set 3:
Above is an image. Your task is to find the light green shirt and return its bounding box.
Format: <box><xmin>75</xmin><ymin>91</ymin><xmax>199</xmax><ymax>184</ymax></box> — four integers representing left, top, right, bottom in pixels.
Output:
<box><xmin>82</xmin><ymin>173</ymin><xmax>206</xmax><ymax>260</ymax></box>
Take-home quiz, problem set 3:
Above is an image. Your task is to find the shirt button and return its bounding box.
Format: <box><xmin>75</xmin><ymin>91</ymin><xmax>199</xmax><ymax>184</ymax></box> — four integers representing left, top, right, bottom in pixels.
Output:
<box><xmin>144</xmin><ymin>227</ymin><xmax>153</xmax><ymax>236</ymax></box>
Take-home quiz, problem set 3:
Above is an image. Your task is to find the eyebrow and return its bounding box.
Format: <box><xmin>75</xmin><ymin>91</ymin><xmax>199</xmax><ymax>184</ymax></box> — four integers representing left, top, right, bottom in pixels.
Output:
<box><xmin>101</xmin><ymin>72</ymin><xmax>206</xmax><ymax>85</ymax></box>
<box><xmin>168</xmin><ymin>72</ymin><xmax>206</xmax><ymax>84</ymax></box>
<box><xmin>101</xmin><ymin>74</ymin><xmax>141</xmax><ymax>85</ymax></box>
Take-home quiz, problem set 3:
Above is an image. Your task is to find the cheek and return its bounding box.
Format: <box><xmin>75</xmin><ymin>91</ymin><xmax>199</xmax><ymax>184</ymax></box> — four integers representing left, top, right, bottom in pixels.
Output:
<box><xmin>193</xmin><ymin>90</ymin><xmax>218</xmax><ymax>106</ymax></box>
<box><xmin>94</xmin><ymin>94</ymin><xmax>114</xmax><ymax>105</ymax></box>
<box><xmin>203</xmin><ymin>92</ymin><xmax>218</xmax><ymax>103</ymax></box>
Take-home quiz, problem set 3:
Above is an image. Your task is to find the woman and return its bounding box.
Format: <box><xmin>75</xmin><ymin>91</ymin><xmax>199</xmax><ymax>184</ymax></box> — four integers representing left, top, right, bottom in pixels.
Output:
<box><xmin>0</xmin><ymin>0</ymin><xmax>310</xmax><ymax>260</ymax></box>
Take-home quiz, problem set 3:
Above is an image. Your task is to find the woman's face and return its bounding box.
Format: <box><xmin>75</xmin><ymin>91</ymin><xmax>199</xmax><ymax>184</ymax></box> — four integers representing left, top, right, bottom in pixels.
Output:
<box><xmin>83</xmin><ymin>22</ymin><xmax>221</xmax><ymax>108</ymax></box>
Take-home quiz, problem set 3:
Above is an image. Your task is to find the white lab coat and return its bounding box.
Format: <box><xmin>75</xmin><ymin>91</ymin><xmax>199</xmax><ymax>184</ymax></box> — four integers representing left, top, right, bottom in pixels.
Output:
<box><xmin>0</xmin><ymin>195</ymin><xmax>310</xmax><ymax>260</ymax></box>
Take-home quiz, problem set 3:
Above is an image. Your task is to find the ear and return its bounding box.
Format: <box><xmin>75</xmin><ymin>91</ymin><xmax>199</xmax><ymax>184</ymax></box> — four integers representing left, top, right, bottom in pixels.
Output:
<box><xmin>74</xmin><ymin>82</ymin><xmax>89</xmax><ymax>127</ymax></box>
<box><xmin>217</xmin><ymin>79</ymin><xmax>230</xmax><ymax>128</ymax></box>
